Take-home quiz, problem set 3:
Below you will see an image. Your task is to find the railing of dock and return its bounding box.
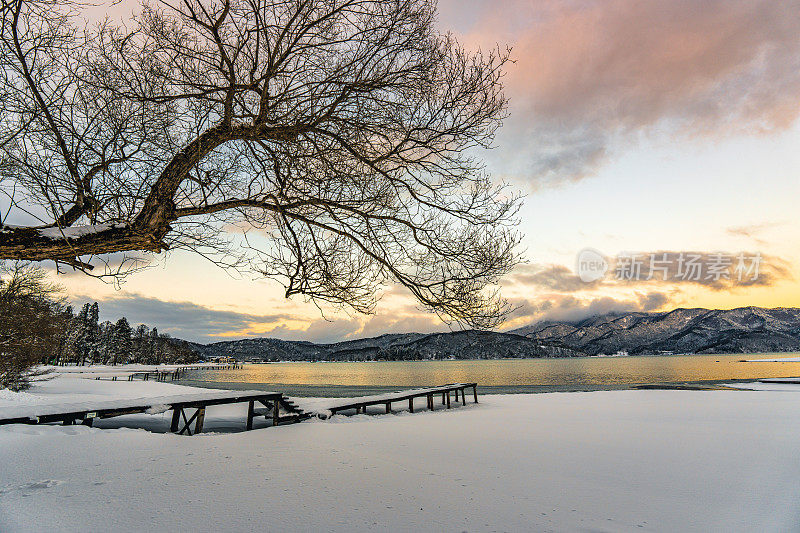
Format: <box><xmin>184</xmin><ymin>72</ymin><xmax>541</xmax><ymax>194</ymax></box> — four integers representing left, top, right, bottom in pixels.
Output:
<box><xmin>324</xmin><ymin>383</ymin><xmax>478</xmax><ymax>417</ymax></box>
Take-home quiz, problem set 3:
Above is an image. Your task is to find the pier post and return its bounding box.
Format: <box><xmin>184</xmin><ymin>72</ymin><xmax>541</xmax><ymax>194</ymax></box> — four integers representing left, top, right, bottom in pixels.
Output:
<box><xmin>170</xmin><ymin>408</ymin><xmax>181</xmax><ymax>432</ymax></box>
<box><xmin>246</xmin><ymin>400</ymin><xmax>255</xmax><ymax>431</ymax></box>
<box><xmin>385</xmin><ymin>402</ymin><xmax>391</xmax><ymax>414</ymax></box>
<box><xmin>272</xmin><ymin>400</ymin><xmax>280</xmax><ymax>427</ymax></box>
<box><xmin>473</xmin><ymin>385</ymin><xmax>478</xmax><ymax>403</ymax></box>
<box><xmin>461</xmin><ymin>388</ymin><xmax>466</xmax><ymax>406</ymax></box>
<box><xmin>409</xmin><ymin>398</ymin><xmax>414</xmax><ymax>413</ymax></box>
<box><xmin>446</xmin><ymin>391</ymin><xmax>451</xmax><ymax>409</ymax></box>
<box><xmin>195</xmin><ymin>408</ymin><xmax>206</xmax><ymax>433</ymax></box>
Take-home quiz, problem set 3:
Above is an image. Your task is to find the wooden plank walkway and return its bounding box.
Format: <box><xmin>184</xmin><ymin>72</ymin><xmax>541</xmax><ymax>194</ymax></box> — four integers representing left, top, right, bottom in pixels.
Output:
<box><xmin>86</xmin><ymin>363</ymin><xmax>243</xmax><ymax>382</ymax></box>
<box><xmin>0</xmin><ymin>383</ymin><xmax>480</xmax><ymax>434</ymax></box>
<box><xmin>293</xmin><ymin>383</ymin><xmax>478</xmax><ymax>418</ymax></box>
<box><xmin>0</xmin><ymin>390</ymin><xmax>289</xmax><ymax>435</ymax></box>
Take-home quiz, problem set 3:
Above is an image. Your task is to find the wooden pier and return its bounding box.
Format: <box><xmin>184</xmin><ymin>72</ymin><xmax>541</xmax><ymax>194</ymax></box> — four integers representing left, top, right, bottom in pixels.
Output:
<box><xmin>0</xmin><ymin>383</ymin><xmax>480</xmax><ymax>435</ymax></box>
<box><xmin>90</xmin><ymin>362</ymin><xmax>243</xmax><ymax>382</ymax></box>
<box><xmin>311</xmin><ymin>383</ymin><xmax>478</xmax><ymax>418</ymax></box>
<box><xmin>0</xmin><ymin>390</ymin><xmax>297</xmax><ymax>435</ymax></box>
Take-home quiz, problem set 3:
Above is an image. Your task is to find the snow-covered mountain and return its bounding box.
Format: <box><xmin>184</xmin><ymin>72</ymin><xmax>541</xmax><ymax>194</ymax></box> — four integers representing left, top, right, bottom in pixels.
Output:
<box><xmin>510</xmin><ymin>307</ymin><xmax>800</xmax><ymax>355</ymax></box>
<box><xmin>186</xmin><ymin>307</ymin><xmax>800</xmax><ymax>361</ymax></box>
<box><xmin>189</xmin><ymin>330</ymin><xmax>580</xmax><ymax>361</ymax></box>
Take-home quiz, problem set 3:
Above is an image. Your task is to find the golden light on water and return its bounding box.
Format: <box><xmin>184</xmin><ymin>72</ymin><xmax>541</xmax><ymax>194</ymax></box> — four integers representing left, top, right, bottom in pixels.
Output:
<box><xmin>184</xmin><ymin>355</ymin><xmax>800</xmax><ymax>390</ymax></box>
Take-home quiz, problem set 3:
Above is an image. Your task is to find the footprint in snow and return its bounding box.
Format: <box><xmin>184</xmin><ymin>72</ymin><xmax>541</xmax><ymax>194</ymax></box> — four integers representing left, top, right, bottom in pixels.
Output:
<box><xmin>23</xmin><ymin>480</ymin><xmax>63</xmax><ymax>490</ymax></box>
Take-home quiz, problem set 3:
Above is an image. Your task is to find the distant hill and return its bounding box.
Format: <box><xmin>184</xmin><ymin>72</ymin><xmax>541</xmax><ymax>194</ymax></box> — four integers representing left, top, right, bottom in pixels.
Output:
<box><xmin>510</xmin><ymin>307</ymin><xmax>800</xmax><ymax>355</ymax></box>
<box><xmin>188</xmin><ymin>330</ymin><xmax>581</xmax><ymax>361</ymax></box>
<box><xmin>186</xmin><ymin>307</ymin><xmax>800</xmax><ymax>361</ymax></box>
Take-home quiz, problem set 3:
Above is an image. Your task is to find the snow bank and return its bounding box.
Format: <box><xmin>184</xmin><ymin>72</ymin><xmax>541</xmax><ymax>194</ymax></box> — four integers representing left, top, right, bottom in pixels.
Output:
<box><xmin>745</xmin><ymin>356</ymin><xmax>800</xmax><ymax>362</ymax></box>
<box><xmin>2</xmin><ymin>379</ymin><xmax>800</xmax><ymax>532</ymax></box>
<box><xmin>39</xmin><ymin>363</ymin><xmax>222</xmax><ymax>374</ymax></box>
<box><xmin>0</xmin><ymin>373</ymin><xmax>211</xmax><ymax>410</ymax></box>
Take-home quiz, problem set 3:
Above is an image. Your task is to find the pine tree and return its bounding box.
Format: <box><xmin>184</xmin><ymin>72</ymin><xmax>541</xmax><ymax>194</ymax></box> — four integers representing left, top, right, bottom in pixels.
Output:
<box><xmin>69</xmin><ymin>302</ymin><xmax>102</xmax><ymax>365</ymax></box>
<box><xmin>87</xmin><ymin>302</ymin><xmax>100</xmax><ymax>364</ymax></box>
<box><xmin>73</xmin><ymin>303</ymin><xmax>91</xmax><ymax>365</ymax></box>
<box><xmin>110</xmin><ymin>317</ymin><xmax>132</xmax><ymax>365</ymax></box>
<box><xmin>52</xmin><ymin>305</ymin><xmax>74</xmax><ymax>366</ymax></box>
<box><xmin>150</xmin><ymin>327</ymin><xmax>160</xmax><ymax>364</ymax></box>
<box><xmin>98</xmin><ymin>321</ymin><xmax>114</xmax><ymax>364</ymax></box>
<box><xmin>133</xmin><ymin>324</ymin><xmax>150</xmax><ymax>363</ymax></box>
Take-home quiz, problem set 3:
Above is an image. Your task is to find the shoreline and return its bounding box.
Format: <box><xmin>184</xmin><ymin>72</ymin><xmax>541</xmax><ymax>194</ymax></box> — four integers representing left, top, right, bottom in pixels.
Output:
<box><xmin>230</xmin><ymin>351</ymin><xmax>800</xmax><ymax>363</ymax></box>
<box><xmin>176</xmin><ymin>377</ymin><xmax>784</xmax><ymax>397</ymax></box>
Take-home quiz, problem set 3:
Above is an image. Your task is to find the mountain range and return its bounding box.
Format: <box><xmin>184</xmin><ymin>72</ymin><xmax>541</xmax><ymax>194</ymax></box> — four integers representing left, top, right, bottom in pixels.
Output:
<box><xmin>511</xmin><ymin>306</ymin><xmax>800</xmax><ymax>355</ymax></box>
<box><xmin>188</xmin><ymin>330</ymin><xmax>582</xmax><ymax>361</ymax></box>
<box><xmin>187</xmin><ymin>306</ymin><xmax>800</xmax><ymax>361</ymax></box>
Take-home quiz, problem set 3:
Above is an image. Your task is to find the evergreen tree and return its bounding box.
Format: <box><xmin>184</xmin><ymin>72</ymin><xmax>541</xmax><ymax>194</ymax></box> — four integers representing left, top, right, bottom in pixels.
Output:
<box><xmin>2</xmin><ymin>272</ymin><xmax>200</xmax><ymax>376</ymax></box>
<box><xmin>110</xmin><ymin>317</ymin><xmax>132</xmax><ymax>365</ymax></box>
<box><xmin>52</xmin><ymin>305</ymin><xmax>74</xmax><ymax>366</ymax></box>
<box><xmin>134</xmin><ymin>324</ymin><xmax>150</xmax><ymax>363</ymax></box>
<box><xmin>149</xmin><ymin>327</ymin><xmax>160</xmax><ymax>364</ymax></box>
<box><xmin>73</xmin><ymin>303</ymin><xmax>91</xmax><ymax>365</ymax></box>
<box><xmin>69</xmin><ymin>302</ymin><xmax>101</xmax><ymax>365</ymax></box>
<box><xmin>87</xmin><ymin>302</ymin><xmax>100</xmax><ymax>364</ymax></box>
<box><xmin>98</xmin><ymin>321</ymin><xmax>114</xmax><ymax>364</ymax></box>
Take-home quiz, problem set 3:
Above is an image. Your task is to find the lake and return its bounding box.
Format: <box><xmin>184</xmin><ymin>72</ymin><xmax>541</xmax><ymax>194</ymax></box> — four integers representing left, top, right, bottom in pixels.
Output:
<box><xmin>177</xmin><ymin>353</ymin><xmax>800</xmax><ymax>396</ymax></box>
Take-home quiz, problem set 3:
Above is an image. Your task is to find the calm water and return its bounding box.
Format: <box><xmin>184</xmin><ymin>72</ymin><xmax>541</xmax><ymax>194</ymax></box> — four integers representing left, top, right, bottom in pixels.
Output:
<box><xmin>177</xmin><ymin>353</ymin><xmax>800</xmax><ymax>396</ymax></box>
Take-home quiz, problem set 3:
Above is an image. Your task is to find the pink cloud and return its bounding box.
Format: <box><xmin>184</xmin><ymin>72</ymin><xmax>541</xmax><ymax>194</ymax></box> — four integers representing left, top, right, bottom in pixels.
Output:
<box><xmin>439</xmin><ymin>0</ymin><xmax>800</xmax><ymax>185</ymax></box>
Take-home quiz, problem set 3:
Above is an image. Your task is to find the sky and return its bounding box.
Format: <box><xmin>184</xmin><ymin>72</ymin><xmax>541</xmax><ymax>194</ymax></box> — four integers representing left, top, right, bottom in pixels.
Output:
<box><xmin>50</xmin><ymin>0</ymin><xmax>800</xmax><ymax>343</ymax></box>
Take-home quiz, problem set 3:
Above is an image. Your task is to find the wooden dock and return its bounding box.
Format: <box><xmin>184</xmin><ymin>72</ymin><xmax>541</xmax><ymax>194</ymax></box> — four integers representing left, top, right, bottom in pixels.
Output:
<box><xmin>0</xmin><ymin>390</ymin><xmax>298</xmax><ymax>435</ymax></box>
<box><xmin>295</xmin><ymin>383</ymin><xmax>479</xmax><ymax>418</ymax></box>
<box><xmin>89</xmin><ymin>362</ymin><xmax>243</xmax><ymax>382</ymax></box>
<box><xmin>0</xmin><ymin>383</ymin><xmax>479</xmax><ymax>435</ymax></box>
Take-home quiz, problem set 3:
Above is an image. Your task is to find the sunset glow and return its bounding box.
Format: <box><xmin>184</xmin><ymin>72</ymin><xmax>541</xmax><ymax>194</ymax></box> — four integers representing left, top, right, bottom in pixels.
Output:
<box><xmin>54</xmin><ymin>0</ymin><xmax>800</xmax><ymax>343</ymax></box>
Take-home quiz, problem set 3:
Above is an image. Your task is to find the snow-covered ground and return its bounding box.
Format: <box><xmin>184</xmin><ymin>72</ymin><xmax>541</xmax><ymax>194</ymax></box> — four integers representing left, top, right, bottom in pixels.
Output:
<box><xmin>2</xmin><ymin>376</ymin><xmax>800</xmax><ymax>532</ymax></box>
<box><xmin>0</xmin><ymin>372</ymin><xmax>215</xmax><ymax>409</ymax></box>
<box><xmin>745</xmin><ymin>356</ymin><xmax>800</xmax><ymax>362</ymax></box>
<box><xmin>37</xmin><ymin>363</ymin><xmax>236</xmax><ymax>374</ymax></box>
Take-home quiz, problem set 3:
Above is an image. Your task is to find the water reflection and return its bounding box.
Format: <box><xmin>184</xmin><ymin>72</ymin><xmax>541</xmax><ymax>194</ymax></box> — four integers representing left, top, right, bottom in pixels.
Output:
<box><xmin>179</xmin><ymin>353</ymin><xmax>800</xmax><ymax>396</ymax></box>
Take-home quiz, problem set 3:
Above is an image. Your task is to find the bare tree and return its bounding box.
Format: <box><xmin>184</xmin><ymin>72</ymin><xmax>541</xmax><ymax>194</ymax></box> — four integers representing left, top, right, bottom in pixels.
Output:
<box><xmin>0</xmin><ymin>0</ymin><xmax>520</xmax><ymax>327</ymax></box>
<box><xmin>0</xmin><ymin>263</ymin><xmax>61</xmax><ymax>389</ymax></box>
